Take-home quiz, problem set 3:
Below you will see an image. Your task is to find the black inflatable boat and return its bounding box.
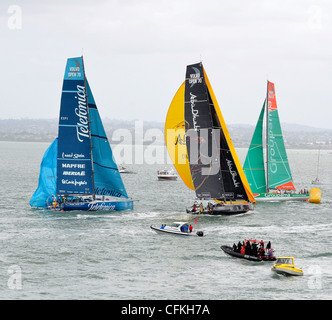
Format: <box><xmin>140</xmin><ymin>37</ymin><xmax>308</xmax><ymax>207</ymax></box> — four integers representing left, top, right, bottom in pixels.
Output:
<box><xmin>221</xmin><ymin>245</ymin><xmax>263</xmax><ymax>262</ymax></box>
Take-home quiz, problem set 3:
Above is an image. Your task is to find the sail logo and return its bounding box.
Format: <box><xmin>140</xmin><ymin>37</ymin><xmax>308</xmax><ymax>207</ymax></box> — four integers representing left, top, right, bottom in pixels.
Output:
<box><xmin>61</xmin><ymin>178</ymin><xmax>88</xmax><ymax>186</ymax></box>
<box><xmin>62</xmin><ymin>163</ymin><xmax>85</xmax><ymax>169</ymax></box>
<box><xmin>201</xmin><ymin>192</ymin><xmax>211</xmax><ymax>198</ymax></box>
<box><xmin>75</xmin><ymin>85</ymin><xmax>89</xmax><ymax>142</ymax></box>
<box><xmin>188</xmin><ymin>136</ymin><xmax>205</xmax><ymax>144</ymax></box>
<box><xmin>88</xmin><ymin>203</ymin><xmax>116</xmax><ymax>211</ymax></box>
<box><xmin>268</xmin><ymin>113</ymin><xmax>278</xmax><ymax>174</ymax></box>
<box><xmin>268</xmin><ymin>87</ymin><xmax>274</xmax><ymax>99</ymax></box>
<box><xmin>226</xmin><ymin>159</ymin><xmax>240</xmax><ymax>188</ymax></box>
<box><xmin>267</xmin><ymin>83</ymin><xmax>277</xmax><ymax>111</ymax></box>
<box><xmin>174</xmin><ymin>134</ymin><xmax>186</xmax><ymax>145</ymax></box>
<box><xmin>68</xmin><ymin>66</ymin><xmax>82</xmax><ymax>78</ymax></box>
<box><xmin>189</xmin><ymin>67</ymin><xmax>202</xmax><ymax>87</ymax></box>
<box><xmin>61</xmin><ymin>153</ymin><xmax>86</xmax><ymax>159</ymax></box>
<box><xmin>62</xmin><ymin>171</ymin><xmax>86</xmax><ymax>176</ymax></box>
<box><xmin>95</xmin><ymin>187</ymin><xmax>122</xmax><ymax>197</ymax></box>
<box><xmin>190</xmin><ymin>93</ymin><xmax>200</xmax><ymax>129</ymax></box>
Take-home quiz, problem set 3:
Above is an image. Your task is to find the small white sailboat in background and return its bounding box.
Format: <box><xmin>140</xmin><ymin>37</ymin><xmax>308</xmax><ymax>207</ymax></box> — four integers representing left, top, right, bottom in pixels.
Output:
<box><xmin>119</xmin><ymin>164</ymin><xmax>136</xmax><ymax>174</ymax></box>
<box><xmin>157</xmin><ymin>168</ymin><xmax>178</xmax><ymax>180</ymax></box>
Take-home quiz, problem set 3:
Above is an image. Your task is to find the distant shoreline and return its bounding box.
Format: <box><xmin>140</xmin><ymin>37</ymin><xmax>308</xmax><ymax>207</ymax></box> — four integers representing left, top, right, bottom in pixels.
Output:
<box><xmin>0</xmin><ymin>118</ymin><xmax>331</xmax><ymax>149</ymax></box>
<box><xmin>1</xmin><ymin>140</ymin><xmax>331</xmax><ymax>150</ymax></box>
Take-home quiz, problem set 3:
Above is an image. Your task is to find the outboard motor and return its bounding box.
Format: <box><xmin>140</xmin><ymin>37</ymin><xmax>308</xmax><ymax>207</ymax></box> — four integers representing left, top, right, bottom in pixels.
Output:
<box><xmin>196</xmin><ymin>231</ymin><xmax>204</xmax><ymax>237</ymax></box>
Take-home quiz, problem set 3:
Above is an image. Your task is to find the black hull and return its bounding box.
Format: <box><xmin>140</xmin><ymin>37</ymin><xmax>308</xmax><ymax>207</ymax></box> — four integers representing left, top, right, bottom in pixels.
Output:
<box><xmin>186</xmin><ymin>203</ymin><xmax>251</xmax><ymax>216</ymax></box>
<box><xmin>221</xmin><ymin>245</ymin><xmax>276</xmax><ymax>262</ymax></box>
<box><xmin>221</xmin><ymin>245</ymin><xmax>262</xmax><ymax>262</ymax></box>
<box><xmin>186</xmin><ymin>210</ymin><xmax>246</xmax><ymax>216</ymax></box>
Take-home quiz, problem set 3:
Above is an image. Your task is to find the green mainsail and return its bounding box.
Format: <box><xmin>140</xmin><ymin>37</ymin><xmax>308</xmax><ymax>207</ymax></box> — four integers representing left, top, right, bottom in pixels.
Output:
<box><xmin>244</xmin><ymin>81</ymin><xmax>295</xmax><ymax>195</ymax></box>
<box><xmin>243</xmin><ymin>102</ymin><xmax>266</xmax><ymax>194</ymax></box>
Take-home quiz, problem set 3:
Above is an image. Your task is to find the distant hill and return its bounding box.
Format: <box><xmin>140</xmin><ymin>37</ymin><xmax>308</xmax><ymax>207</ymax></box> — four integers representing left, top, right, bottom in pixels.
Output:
<box><xmin>229</xmin><ymin>122</ymin><xmax>331</xmax><ymax>133</ymax></box>
<box><xmin>0</xmin><ymin>118</ymin><xmax>331</xmax><ymax>149</ymax></box>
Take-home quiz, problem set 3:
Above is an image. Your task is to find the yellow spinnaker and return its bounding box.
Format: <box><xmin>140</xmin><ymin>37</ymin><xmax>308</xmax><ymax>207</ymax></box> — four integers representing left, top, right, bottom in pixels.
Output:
<box><xmin>165</xmin><ymin>82</ymin><xmax>194</xmax><ymax>190</ymax></box>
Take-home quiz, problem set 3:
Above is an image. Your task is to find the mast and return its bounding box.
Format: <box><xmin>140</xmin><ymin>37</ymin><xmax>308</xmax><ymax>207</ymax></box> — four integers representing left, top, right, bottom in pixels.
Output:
<box><xmin>316</xmin><ymin>146</ymin><xmax>320</xmax><ymax>181</ymax></box>
<box><xmin>265</xmin><ymin>80</ymin><xmax>269</xmax><ymax>193</ymax></box>
<box><xmin>81</xmin><ymin>55</ymin><xmax>96</xmax><ymax>199</ymax></box>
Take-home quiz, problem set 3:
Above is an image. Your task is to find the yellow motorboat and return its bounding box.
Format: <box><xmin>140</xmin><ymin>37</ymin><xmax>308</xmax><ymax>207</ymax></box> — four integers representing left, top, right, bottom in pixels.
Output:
<box><xmin>272</xmin><ymin>257</ymin><xmax>303</xmax><ymax>276</ymax></box>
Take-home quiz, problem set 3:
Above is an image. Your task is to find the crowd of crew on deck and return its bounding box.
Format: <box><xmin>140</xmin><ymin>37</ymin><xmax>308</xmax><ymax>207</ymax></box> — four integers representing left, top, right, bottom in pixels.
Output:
<box><xmin>48</xmin><ymin>195</ymin><xmax>94</xmax><ymax>208</ymax></box>
<box><xmin>232</xmin><ymin>240</ymin><xmax>274</xmax><ymax>258</ymax></box>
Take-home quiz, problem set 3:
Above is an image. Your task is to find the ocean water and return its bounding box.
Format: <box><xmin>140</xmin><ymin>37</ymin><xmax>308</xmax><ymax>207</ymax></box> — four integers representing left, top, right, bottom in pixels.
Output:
<box><xmin>0</xmin><ymin>141</ymin><xmax>331</xmax><ymax>300</ymax></box>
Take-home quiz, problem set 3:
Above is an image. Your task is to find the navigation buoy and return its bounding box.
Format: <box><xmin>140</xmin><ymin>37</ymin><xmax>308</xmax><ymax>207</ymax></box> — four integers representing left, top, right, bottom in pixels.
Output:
<box><xmin>309</xmin><ymin>188</ymin><xmax>321</xmax><ymax>204</ymax></box>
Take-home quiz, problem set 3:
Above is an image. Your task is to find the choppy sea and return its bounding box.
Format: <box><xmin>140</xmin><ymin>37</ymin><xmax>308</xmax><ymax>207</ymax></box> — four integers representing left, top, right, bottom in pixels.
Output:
<box><xmin>1</xmin><ymin>141</ymin><xmax>331</xmax><ymax>300</ymax></box>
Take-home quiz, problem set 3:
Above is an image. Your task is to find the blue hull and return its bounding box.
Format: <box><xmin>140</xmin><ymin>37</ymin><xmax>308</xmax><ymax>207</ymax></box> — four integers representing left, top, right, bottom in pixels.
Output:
<box><xmin>54</xmin><ymin>199</ymin><xmax>134</xmax><ymax>211</ymax></box>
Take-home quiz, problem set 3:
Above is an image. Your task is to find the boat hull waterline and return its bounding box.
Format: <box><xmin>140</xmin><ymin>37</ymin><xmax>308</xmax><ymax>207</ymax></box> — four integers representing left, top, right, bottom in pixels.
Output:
<box><xmin>271</xmin><ymin>257</ymin><xmax>303</xmax><ymax>276</ymax></box>
<box><xmin>272</xmin><ymin>266</ymin><xmax>303</xmax><ymax>276</ymax></box>
<box><xmin>157</xmin><ymin>169</ymin><xmax>178</xmax><ymax>181</ymax></box>
<box><xmin>157</xmin><ymin>175</ymin><xmax>177</xmax><ymax>181</ymax></box>
<box><xmin>254</xmin><ymin>193</ymin><xmax>309</xmax><ymax>202</ymax></box>
<box><xmin>187</xmin><ymin>203</ymin><xmax>252</xmax><ymax>216</ymax></box>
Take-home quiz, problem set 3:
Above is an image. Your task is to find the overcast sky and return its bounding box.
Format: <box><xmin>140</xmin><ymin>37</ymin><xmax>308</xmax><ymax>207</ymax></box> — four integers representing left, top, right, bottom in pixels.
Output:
<box><xmin>1</xmin><ymin>0</ymin><xmax>331</xmax><ymax>129</ymax></box>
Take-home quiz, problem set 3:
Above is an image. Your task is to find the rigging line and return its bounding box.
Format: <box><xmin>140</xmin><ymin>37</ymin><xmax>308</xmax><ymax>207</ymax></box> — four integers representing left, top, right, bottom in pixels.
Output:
<box><xmin>91</xmin><ymin>134</ymin><xmax>108</xmax><ymax>140</ymax></box>
<box><xmin>57</xmin><ymin>158</ymin><xmax>91</xmax><ymax>161</ymax></box>
<box><xmin>274</xmin><ymin>144</ymin><xmax>293</xmax><ymax>179</ymax></box>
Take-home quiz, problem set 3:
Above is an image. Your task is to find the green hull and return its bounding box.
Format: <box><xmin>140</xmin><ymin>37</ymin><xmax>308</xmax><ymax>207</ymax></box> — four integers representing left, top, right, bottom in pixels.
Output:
<box><xmin>255</xmin><ymin>193</ymin><xmax>309</xmax><ymax>202</ymax></box>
